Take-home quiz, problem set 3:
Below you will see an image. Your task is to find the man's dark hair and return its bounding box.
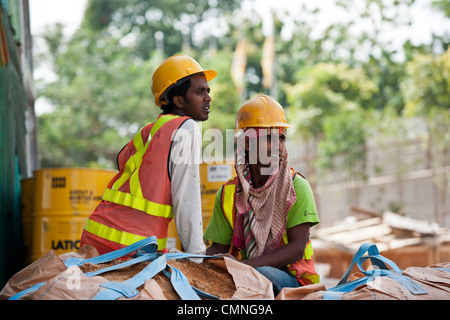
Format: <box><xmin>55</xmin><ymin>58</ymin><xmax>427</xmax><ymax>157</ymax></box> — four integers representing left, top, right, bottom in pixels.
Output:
<box><xmin>161</xmin><ymin>78</ymin><xmax>191</xmax><ymax>114</ymax></box>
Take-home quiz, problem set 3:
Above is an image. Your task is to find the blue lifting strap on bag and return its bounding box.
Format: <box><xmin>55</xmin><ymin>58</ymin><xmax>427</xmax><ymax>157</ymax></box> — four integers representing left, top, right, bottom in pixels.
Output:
<box><xmin>8</xmin><ymin>282</ymin><xmax>47</xmax><ymax>301</ymax></box>
<box><xmin>93</xmin><ymin>252</ymin><xmax>221</xmax><ymax>300</ymax></box>
<box><xmin>323</xmin><ymin>242</ymin><xmax>428</xmax><ymax>300</ymax></box>
<box><xmin>92</xmin><ymin>252</ymin><xmax>221</xmax><ymax>300</ymax></box>
<box><xmin>9</xmin><ymin>236</ymin><xmax>221</xmax><ymax>300</ymax></box>
<box><xmin>335</xmin><ymin>242</ymin><xmax>388</xmax><ymax>286</ymax></box>
<box><xmin>64</xmin><ymin>236</ymin><xmax>158</xmax><ymax>268</ymax></box>
<box><xmin>9</xmin><ymin>236</ymin><xmax>159</xmax><ymax>300</ymax></box>
<box><xmin>92</xmin><ymin>254</ymin><xmax>167</xmax><ymax>300</ymax></box>
<box><xmin>83</xmin><ymin>252</ymin><xmax>159</xmax><ymax>277</ymax></box>
<box><xmin>165</xmin><ymin>266</ymin><xmax>201</xmax><ymax>300</ymax></box>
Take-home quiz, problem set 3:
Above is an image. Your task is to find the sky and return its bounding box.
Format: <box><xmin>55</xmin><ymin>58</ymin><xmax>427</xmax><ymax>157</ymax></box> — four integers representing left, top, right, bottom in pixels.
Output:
<box><xmin>29</xmin><ymin>0</ymin><xmax>450</xmax><ymax>42</ymax></box>
<box><xmin>28</xmin><ymin>0</ymin><xmax>450</xmax><ymax>114</ymax></box>
<box><xmin>29</xmin><ymin>0</ymin><xmax>88</xmax><ymax>36</ymax></box>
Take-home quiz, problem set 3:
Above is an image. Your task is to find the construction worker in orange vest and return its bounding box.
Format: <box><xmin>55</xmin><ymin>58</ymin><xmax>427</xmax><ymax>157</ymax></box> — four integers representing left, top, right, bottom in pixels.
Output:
<box><xmin>204</xmin><ymin>94</ymin><xmax>320</xmax><ymax>296</ymax></box>
<box><xmin>80</xmin><ymin>54</ymin><xmax>216</xmax><ymax>257</ymax></box>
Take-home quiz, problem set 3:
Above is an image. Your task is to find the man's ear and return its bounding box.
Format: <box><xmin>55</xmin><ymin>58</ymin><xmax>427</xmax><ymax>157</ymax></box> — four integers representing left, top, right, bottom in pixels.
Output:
<box><xmin>173</xmin><ymin>96</ymin><xmax>184</xmax><ymax>108</ymax></box>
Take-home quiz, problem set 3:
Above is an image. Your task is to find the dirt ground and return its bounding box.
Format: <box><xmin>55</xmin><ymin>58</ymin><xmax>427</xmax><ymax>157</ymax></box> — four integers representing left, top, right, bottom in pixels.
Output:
<box><xmin>79</xmin><ymin>257</ymin><xmax>236</xmax><ymax>300</ymax></box>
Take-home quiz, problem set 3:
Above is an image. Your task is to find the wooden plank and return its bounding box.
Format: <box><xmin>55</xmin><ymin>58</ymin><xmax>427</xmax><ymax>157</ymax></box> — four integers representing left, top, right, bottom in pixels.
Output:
<box><xmin>385</xmin><ymin>238</ymin><xmax>423</xmax><ymax>250</ymax></box>
<box><xmin>350</xmin><ymin>206</ymin><xmax>381</xmax><ymax>218</ymax></box>
<box><xmin>383</xmin><ymin>211</ymin><xmax>440</xmax><ymax>236</ymax></box>
<box><xmin>324</xmin><ymin>224</ymin><xmax>392</xmax><ymax>245</ymax></box>
<box><xmin>312</xmin><ymin>217</ymin><xmax>382</xmax><ymax>237</ymax></box>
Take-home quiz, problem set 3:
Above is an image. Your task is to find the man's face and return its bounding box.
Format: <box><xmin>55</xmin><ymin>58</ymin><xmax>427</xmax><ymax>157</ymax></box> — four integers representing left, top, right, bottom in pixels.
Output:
<box><xmin>179</xmin><ymin>74</ymin><xmax>211</xmax><ymax>121</ymax></box>
<box><xmin>244</xmin><ymin>128</ymin><xmax>287</xmax><ymax>168</ymax></box>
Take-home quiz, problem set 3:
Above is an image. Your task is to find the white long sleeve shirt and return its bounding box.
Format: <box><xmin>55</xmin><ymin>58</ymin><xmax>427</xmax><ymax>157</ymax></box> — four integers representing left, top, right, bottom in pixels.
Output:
<box><xmin>168</xmin><ymin>119</ymin><xmax>206</xmax><ymax>256</ymax></box>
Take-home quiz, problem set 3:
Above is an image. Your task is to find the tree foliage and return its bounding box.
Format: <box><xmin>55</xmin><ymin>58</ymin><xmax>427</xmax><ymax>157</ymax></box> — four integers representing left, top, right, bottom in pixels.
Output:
<box><xmin>285</xmin><ymin>63</ymin><xmax>377</xmax><ymax>138</ymax></box>
<box><xmin>37</xmin><ymin>26</ymin><xmax>162</xmax><ymax>168</ymax></box>
<box><xmin>35</xmin><ymin>0</ymin><xmax>450</xmax><ymax>189</ymax></box>
<box><xmin>82</xmin><ymin>0</ymin><xmax>241</xmax><ymax>58</ymax></box>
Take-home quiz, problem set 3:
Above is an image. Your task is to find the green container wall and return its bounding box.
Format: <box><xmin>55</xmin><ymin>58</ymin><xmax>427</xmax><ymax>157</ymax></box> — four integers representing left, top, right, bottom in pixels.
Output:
<box><xmin>0</xmin><ymin>3</ymin><xmax>27</xmax><ymax>288</ymax></box>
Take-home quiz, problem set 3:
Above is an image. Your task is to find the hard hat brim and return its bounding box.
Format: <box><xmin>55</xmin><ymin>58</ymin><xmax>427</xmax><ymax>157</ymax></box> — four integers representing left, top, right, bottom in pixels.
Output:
<box><xmin>202</xmin><ymin>69</ymin><xmax>217</xmax><ymax>82</ymax></box>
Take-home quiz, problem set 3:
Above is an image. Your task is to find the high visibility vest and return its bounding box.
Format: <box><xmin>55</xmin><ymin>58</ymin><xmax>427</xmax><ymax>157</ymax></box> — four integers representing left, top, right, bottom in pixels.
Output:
<box><xmin>220</xmin><ymin>169</ymin><xmax>320</xmax><ymax>286</ymax></box>
<box><xmin>80</xmin><ymin>114</ymin><xmax>190</xmax><ymax>254</ymax></box>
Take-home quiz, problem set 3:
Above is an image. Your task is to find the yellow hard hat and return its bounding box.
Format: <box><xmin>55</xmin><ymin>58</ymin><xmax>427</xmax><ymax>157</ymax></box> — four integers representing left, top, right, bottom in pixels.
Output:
<box><xmin>235</xmin><ymin>94</ymin><xmax>291</xmax><ymax>131</ymax></box>
<box><xmin>151</xmin><ymin>54</ymin><xmax>217</xmax><ymax>107</ymax></box>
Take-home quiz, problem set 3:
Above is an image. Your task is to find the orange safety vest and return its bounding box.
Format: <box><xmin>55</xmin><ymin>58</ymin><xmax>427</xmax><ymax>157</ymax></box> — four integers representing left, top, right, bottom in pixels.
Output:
<box><xmin>220</xmin><ymin>169</ymin><xmax>320</xmax><ymax>286</ymax></box>
<box><xmin>80</xmin><ymin>114</ymin><xmax>190</xmax><ymax>255</ymax></box>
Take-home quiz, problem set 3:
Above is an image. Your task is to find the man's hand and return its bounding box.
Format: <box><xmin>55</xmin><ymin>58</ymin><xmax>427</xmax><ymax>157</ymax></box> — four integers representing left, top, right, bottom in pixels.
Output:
<box><xmin>243</xmin><ymin>223</ymin><xmax>310</xmax><ymax>268</ymax></box>
<box><xmin>206</xmin><ymin>242</ymin><xmax>231</xmax><ymax>255</ymax></box>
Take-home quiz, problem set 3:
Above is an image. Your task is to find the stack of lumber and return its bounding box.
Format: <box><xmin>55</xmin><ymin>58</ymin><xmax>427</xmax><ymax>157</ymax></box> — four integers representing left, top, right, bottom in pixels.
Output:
<box><xmin>310</xmin><ymin>209</ymin><xmax>450</xmax><ymax>278</ymax></box>
<box><xmin>312</xmin><ymin>210</ymin><xmax>448</xmax><ymax>253</ymax></box>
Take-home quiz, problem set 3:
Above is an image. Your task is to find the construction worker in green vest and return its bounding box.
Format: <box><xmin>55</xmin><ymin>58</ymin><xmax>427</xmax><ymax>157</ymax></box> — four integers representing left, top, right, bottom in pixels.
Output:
<box><xmin>204</xmin><ymin>94</ymin><xmax>320</xmax><ymax>296</ymax></box>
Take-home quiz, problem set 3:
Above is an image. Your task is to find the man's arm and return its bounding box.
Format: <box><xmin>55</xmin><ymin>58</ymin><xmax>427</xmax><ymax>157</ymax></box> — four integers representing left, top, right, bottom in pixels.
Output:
<box><xmin>170</xmin><ymin>119</ymin><xmax>206</xmax><ymax>255</ymax></box>
<box><xmin>204</xmin><ymin>182</ymin><xmax>235</xmax><ymax>256</ymax></box>
<box><xmin>242</xmin><ymin>174</ymin><xmax>318</xmax><ymax>268</ymax></box>
<box><xmin>242</xmin><ymin>223</ymin><xmax>310</xmax><ymax>268</ymax></box>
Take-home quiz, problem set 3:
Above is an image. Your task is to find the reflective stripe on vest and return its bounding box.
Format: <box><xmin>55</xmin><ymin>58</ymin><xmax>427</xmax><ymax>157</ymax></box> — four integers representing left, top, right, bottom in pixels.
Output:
<box><xmin>105</xmin><ymin>114</ymin><xmax>179</xmax><ymax>218</ymax></box>
<box><xmin>222</xmin><ymin>183</ymin><xmax>236</xmax><ymax>229</ymax></box>
<box><xmin>222</xmin><ymin>181</ymin><xmax>314</xmax><ymax>261</ymax></box>
<box><xmin>111</xmin><ymin>114</ymin><xmax>179</xmax><ymax>198</ymax></box>
<box><xmin>102</xmin><ymin>188</ymin><xmax>173</xmax><ymax>218</ymax></box>
<box><xmin>84</xmin><ymin>218</ymin><xmax>168</xmax><ymax>249</ymax></box>
<box><xmin>83</xmin><ymin>114</ymin><xmax>186</xmax><ymax>251</ymax></box>
<box><xmin>220</xmin><ymin>169</ymin><xmax>320</xmax><ymax>284</ymax></box>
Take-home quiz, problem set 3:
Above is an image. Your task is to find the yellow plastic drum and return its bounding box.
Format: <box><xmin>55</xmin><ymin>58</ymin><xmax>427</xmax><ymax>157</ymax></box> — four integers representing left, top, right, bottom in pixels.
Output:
<box><xmin>167</xmin><ymin>219</ymin><xmax>182</xmax><ymax>251</ymax></box>
<box><xmin>166</xmin><ymin>163</ymin><xmax>235</xmax><ymax>251</ymax></box>
<box><xmin>31</xmin><ymin>168</ymin><xmax>116</xmax><ymax>261</ymax></box>
<box><xmin>200</xmin><ymin>162</ymin><xmax>235</xmax><ymax>230</ymax></box>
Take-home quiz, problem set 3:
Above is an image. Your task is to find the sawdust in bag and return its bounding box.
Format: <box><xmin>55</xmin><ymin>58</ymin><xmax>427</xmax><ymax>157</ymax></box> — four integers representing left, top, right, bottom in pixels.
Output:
<box><xmin>76</xmin><ymin>256</ymin><xmax>274</xmax><ymax>300</ymax></box>
<box><xmin>0</xmin><ymin>246</ymin><xmax>274</xmax><ymax>300</ymax></box>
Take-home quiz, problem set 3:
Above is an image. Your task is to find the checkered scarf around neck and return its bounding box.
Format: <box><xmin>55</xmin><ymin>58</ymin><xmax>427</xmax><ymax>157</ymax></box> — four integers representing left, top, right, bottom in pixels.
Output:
<box><xmin>233</xmin><ymin>128</ymin><xmax>296</xmax><ymax>259</ymax></box>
